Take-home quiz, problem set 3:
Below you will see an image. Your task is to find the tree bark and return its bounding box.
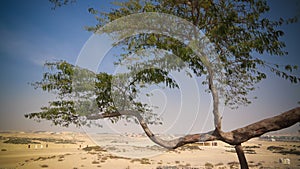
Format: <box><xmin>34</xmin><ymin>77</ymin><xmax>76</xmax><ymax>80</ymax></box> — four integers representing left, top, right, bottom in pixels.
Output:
<box><xmin>218</xmin><ymin>107</ymin><xmax>300</xmax><ymax>145</ymax></box>
<box><xmin>235</xmin><ymin>144</ymin><xmax>249</xmax><ymax>169</ymax></box>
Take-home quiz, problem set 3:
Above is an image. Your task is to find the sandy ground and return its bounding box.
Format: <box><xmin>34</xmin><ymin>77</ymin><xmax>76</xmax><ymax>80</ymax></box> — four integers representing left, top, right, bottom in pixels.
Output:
<box><xmin>0</xmin><ymin>131</ymin><xmax>299</xmax><ymax>169</ymax></box>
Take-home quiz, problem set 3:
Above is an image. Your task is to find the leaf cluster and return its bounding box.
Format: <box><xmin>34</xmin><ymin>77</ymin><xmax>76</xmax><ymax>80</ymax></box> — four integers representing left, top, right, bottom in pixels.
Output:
<box><xmin>26</xmin><ymin>61</ymin><xmax>163</xmax><ymax>127</ymax></box>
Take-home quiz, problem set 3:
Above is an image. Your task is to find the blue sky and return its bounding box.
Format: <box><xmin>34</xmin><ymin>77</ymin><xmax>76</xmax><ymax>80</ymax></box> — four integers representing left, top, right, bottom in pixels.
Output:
<box><xmin>0</xmin><ymin>0</ymin><xmax>109</xmax><ymax>131</ymax></box>
<box><xmin>0</xmin><ymin>0</ymin><xmax>299</xmax><ymax>134</ymax></box>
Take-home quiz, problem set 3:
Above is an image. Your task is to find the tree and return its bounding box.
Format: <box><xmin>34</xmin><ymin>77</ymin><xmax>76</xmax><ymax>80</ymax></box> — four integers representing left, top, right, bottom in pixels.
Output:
<box><xmin>26</xmin><ymin>0</ymin><xmax>300</xmax><ymax>168</ymax></box>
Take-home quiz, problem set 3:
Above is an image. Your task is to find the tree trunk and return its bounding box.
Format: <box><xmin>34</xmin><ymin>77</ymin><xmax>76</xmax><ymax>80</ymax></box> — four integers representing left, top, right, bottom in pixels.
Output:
<box><xmin>235</xmin><ymin>144</ymin><xmax>249</xmax><ymax>169</ymax></box>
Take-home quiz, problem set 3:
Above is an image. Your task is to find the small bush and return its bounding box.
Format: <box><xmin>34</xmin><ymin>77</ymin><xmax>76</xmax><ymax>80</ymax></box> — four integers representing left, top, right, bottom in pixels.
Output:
<box><xmin>40</xmin><ymin>164</ymin><xmax>48</xmax><ymax>168</ymax></box>
<box><xmin>267</xmin><ymin>146</ymin><xmax>284</xmax><ymax>151</ymax></box>
<box><xmin>205</xmin><ymin>162</ymin><xmax>214</xmax><ymax>169</ymax></box>
<box><xmin>215</xmin><ymin>162</ymin><xmax>224</xmax><ymax>166</ymax></box>
<box><xmin>58</xmin><ymin>158</ymin><xmax>64</xmax><ymax>162</ymax></box>
<box><xmin>82</xmin><ymin>146</ymin><xmax>106</xmax><ymax>152</ymax></box>
<box><xmin>92</xmin><ymin>161</ymin><xmax>100</xmax><ymax>164</ymax></box>
<box><xmin>131</xmin><ymin>158</ymin><xmax>151</xmax><ymax>164</ymax></box>
<box><xmin>141</xmin><ymin>158</ymin><xmax>151</xmax><ymax>164</ymax></box>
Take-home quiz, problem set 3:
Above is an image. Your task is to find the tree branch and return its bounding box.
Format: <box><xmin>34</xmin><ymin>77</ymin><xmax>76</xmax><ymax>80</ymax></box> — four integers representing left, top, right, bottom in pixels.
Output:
<box><xmin>207</xmin><ymin>67</ymin><xmax>221</xmax><ymax>130</ymax></box>
<box><xmin>219</xmin><ymin>107</ymin><xmax>300</xmax><ymax>145</ymax></box>
<box><xmin>86</xmin><ymin>110</ymin><xmax>217</xmax><ymax>149</ymax></box>
<box><xmin>86</xmin><ymin>107</ymin><xmax>300</xmax><ymax>149</ymax></box>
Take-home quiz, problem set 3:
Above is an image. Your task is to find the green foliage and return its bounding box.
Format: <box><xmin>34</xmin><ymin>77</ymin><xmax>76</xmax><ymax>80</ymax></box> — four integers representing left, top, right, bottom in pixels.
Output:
<box><xmin>2</xmin><ymin>136</ymin><xmax>76</xmax><ymax>144</ymax></box>
<box><xmin>86</xmin><ymin>0</ymin><xmax>299</xmax><ymax>107</ymax></box>
<box><xmin>133</xmin><ymin>68</ymin><xmax>179</xmax><ymax>88</ymax></box>
<box><xmin>26</xmin><ymin>61</ymin><xmax>163</xmax><ymax>127</ymax></box>
<box><xmin>49</xmin><ymin>0</ymin><xmax>76</xmax><ymax>9</ymax></box>
<box><xmin>3</xmin><ymin>137</ymin><xmax>40</xmax><ymax>144</ymax></box>
<box><xmin>82</xmin><ymin>145</ymin><xmax>106</xmax><ymax>152</ymax></box>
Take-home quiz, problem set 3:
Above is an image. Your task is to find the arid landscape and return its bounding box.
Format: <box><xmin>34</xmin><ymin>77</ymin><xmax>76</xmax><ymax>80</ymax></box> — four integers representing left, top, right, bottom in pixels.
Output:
<box><xmin>0</xmin><ymin>131</ymin><xmax>299</xmax><ymax>169</ymax></box>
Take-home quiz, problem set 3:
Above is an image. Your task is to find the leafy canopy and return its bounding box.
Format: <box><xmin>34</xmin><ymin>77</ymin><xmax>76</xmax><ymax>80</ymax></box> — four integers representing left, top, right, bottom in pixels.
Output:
<box><xmin>26</xmin><ymin>0</ymin><xmax>299</xmax><ymax>126</ymax></box>
<box><xmin>86</xmin><ymin>0</ymin><xmax>299</xmax><ymax>106</ymax></box>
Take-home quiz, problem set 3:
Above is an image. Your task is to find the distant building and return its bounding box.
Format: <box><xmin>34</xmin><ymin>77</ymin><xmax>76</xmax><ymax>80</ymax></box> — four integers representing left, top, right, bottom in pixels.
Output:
<box><xmin>259</xmin><ymin>135</ymin><xmax>300</xmax><ymax>142</ymax></box>
<box><xmin>279</xmin><ymin>158</ymin><xmax>290</xmax><ymax>165</ymax></box>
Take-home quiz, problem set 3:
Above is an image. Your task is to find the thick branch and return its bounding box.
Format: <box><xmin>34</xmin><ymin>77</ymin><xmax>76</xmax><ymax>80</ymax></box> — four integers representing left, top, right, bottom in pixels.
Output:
<box><xmin>86</xmin><ymin>110</ymin><xmax>217</xmax><ymax>149</ymax></box>
<box><xmin>86</xmin><ymin>107</ymin><xmax>300</xmax><ymax>148</ymax></box>
<box><xmin>207</xmin><ymin>67</ymin><xmax>221</xmax><ymax>130</ymax></box>
<box><xmin>219</xmin><ymin>107</ymin><xmax>300</xmax><ymax>145</ymax></box>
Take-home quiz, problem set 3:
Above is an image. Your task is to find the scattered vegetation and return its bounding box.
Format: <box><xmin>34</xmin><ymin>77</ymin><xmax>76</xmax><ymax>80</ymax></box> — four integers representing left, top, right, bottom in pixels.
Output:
<box><xmin>58</xmin><ymin>158</ymin><xmax>64</xmax><ymax>162</ymax></box>
<box><xmin>92</xmin><ymin>160</ymin><xmax>100</xmax><ymax>164</ymax></box>
<box><xmin>40</xmin><ymin>138</ymin><xmax>76</xmax><ymax>144</ymax></box>
<box><xmin>244</xmin><ymin>149</ymin><xmax>256</xmax><ymax>154</ymax></box>
<box><xmin>226</xmin><ymin>146</ymin><xmax>257</xmax><ymax>154</ymax></box>
<box><xmin>267</xmin><ymin>146</ymin><xmax>285</xmax><ymax>151</ymax></box>
<box><xmin>40</xmin><ymin>164</ymin><xmax>49</xmax><ymax>168</ymax></box>
<box><xmin>243</xmin><ymin>145</ymin><xmax>260</xmax><ymax>149</ymax></box>
<box><xmin>215</xmin><ymin>162</ymin><xmax>224</xmax><ymax>166</ymax></box>
<box><xmin>99</xmin><ymin>156</ymin><xmax>108</xmax><ymax>163</ymax></box>
<box><xmin>3</xmin><ymin>137</ymin><xmax>40</xmax><ymax>144</ymax></box>
<box><xmin>217</xmin><ymin>166</ymin><xmax>227</xmax><ymax>169</ymax></box>
<box><xmin>205</xmin><ymin>162</ymin><xmax>214</xmax><ymax>169</ymax></box>
<box><xmin>82</xmin><ymin>146</ymin><xmax>106</xmax><ymax>152</ymax></box>
<box><xmin>277</xmin><ymin>149</ymin><xmax>300</xmax><ymax>155</ymax></box>
<box><xmin>228</xmin><ymin>161</ymin><xmax>239</xmax><ymax>169</ymax></box>
<box><xmin>248</xmin><ymin>163</ymin><xmax>262</xmax><ymax>167</ymax></box>
<box><xmin>266</xmin><ymin>145</ymin><xmax>300</xmax><ymax>155</ymax></box>
<box><xmin>157</xmin><ymin>164</ymin><xmax>199</xmax><ymax>169</ymax></box>
<box><xmin>2</xmin><ymin>136</ymin><xmax>77</xmax><ymax>144</ymax></box>
<box><xmin>57</xmin><ymin>155</ymin><xmax>65</xmax><ymax>162</ymax></box>
<box><xmin>156</xmin><ymin>166</ymin><xmax>178</xmax><ymax>169</ymax></box>
<box><xmin>131</xmin><ymin>158</ymin><xmax>151</xmax><ymax>164</ymax></box>
<box><xmin>106</xmin><ymin>154</ymin><xmax>130</xmax><ymax>160</ymax></box>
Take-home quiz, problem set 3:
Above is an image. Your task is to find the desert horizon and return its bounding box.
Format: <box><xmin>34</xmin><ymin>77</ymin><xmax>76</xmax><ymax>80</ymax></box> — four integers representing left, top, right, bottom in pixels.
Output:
<box><xmin>0</xmin><ymin>130</ymin><xmax>299</xmax><ymax>169</ymax></box>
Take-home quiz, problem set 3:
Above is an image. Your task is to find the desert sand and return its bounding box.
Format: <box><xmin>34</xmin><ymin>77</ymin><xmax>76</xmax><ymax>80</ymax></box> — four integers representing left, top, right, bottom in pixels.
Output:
<box><xmin>0</xmin><ymin>131</ymin><xmax>299</xmax><ymax>169</ymax></box>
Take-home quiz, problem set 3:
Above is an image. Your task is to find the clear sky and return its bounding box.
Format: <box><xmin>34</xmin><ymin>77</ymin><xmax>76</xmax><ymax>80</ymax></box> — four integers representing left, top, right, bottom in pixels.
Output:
<box><xmin>0</xmin><ymin>0</ymin><xmax>299</xmax><ymax>135</ymax></box>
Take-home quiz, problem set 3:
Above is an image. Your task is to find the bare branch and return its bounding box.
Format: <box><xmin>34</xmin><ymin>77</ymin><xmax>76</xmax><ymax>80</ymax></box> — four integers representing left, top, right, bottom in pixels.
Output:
<box><xmin>219</xmin><ymin>107</ymin><xmax>300</xmax><ymax>145</ymax></box>
<box><xmin>86</xmin><ymin>110</ymin><xmax>217</xmax><ymax>149</ymax></box>
<box><xmin>86</xmin><ymin>107</ymin><xmax>300</xmax><ymax>149</ymax></box>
